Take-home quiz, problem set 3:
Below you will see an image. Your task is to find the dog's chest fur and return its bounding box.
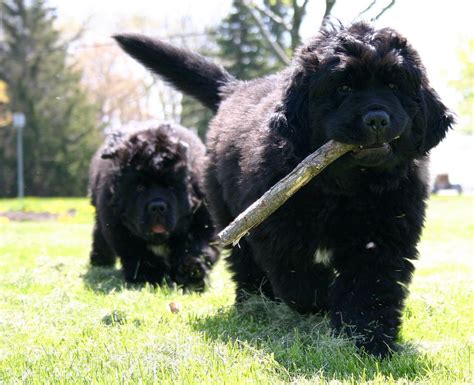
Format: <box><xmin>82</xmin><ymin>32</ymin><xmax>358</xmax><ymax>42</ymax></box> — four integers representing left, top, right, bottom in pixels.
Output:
<box><xmin>148</xmin><ymin>244</ymin><xmax>171</xmax><ymax>262</ymax></box>
<box><xmin>313</xmin><ymin>248</ymin><xmax>333</xmax><ymax>267</ymax></box>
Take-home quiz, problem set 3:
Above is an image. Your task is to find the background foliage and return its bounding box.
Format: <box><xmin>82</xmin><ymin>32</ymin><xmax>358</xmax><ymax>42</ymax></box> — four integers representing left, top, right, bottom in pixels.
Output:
<box><xmin>0</xmin><ymin>0</ymin><xmax>102</xmax><ymax>197</ymax></box>
<box><xmin>449</xmin><ymin>39</ymin><xmax>474</xmax><ymax>135</ymax></box>
<box><xmin>0</xmin><ymin>0</ymin><xmax>471</xmax><ymax>197</ymax></box>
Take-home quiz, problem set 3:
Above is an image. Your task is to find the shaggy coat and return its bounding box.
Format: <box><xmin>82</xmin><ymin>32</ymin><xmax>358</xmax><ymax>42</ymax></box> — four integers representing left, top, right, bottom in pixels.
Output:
<box><xmin>89</xmin><ymin>122</ymin><xmax>218</xmax><ymax>291</ymax></box>
<box><xmin>114</xmin><ymin>22</ymin><xmax>453</xmax><ymax>356</ymax></box>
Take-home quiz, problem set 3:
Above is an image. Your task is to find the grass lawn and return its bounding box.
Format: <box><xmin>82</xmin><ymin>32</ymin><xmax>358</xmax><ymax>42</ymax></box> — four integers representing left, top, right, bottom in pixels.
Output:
<box><xmin>0</xmin><ymin>196</ymin><xmax>472</xmax><ymax>384</ymax></box>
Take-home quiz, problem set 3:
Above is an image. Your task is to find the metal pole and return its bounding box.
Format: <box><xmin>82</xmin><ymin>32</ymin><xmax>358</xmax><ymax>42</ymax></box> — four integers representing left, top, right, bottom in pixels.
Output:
<box><xmin>13</xmin><ymin>112</ymin><xmax>25</xmax><ymax>199</ymax></box>
<box><xmin>17</xmin><ymin>123</ymin><xmax>24</xmax><ymax>198</ymax></box>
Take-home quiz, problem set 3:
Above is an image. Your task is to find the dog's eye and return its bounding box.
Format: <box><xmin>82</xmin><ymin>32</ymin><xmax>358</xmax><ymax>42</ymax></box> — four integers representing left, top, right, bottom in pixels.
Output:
<box><xmin>388</xmin><ymin>83</ymin><xmax>398</xmax><ymax>90</ymax></box>
<box><xmin>337</xmin><ymin>85</ymin><xmax>352</xmax><ymax>94</ymax></box>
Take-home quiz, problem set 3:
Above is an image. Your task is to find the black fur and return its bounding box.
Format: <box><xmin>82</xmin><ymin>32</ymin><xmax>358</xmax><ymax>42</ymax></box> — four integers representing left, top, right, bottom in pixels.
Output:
<box><xmin>115</xmin><ymin>22</ymin><xmax>453</xmax><ymax>356</ymax></box>
<box><xmin>89</xmin><ymin>122</ymin><xmax>218</xmax><ymax>291</ymax></box>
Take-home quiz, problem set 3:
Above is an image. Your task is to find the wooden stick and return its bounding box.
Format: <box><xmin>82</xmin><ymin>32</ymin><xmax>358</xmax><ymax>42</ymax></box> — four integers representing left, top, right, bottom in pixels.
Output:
<box><xmin>217</xmin><ymin>140</ymin><xmax>355</xmax><ymax>247</ymax></box>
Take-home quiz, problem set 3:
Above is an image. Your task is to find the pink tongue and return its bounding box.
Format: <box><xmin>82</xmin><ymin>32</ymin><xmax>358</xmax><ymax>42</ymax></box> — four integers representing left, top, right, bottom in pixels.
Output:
<box><xmin>151</xmin><ymin>224</ymin><xmax>167</xmax><ymax>234</ymax></box>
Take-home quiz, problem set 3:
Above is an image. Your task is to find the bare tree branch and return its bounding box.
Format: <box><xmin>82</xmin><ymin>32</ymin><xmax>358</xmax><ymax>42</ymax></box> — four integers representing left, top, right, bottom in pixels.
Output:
<box><xmin>358</xmin><ymin>0</ymin><xmax>377</xmax><ymax>18</ymax></box>
<box><xmin>66</xmin><ymin>126</ymin><xmax>96</xmax><ymax>146</ymax></box>
<box><xmin>253</xmin><ymin>2</ymin><xmax>292</xmax><ymax>32</ymax></box>
<box><xmin>243</xmin><ymin>2</ymin><xmax>290</xmax><ymax>65</ymax></box>
<box><xmin>243</xmin><ymin>0</ymin><xmax>311</xmax><ymax>52</ymax></box>
<box><xmin>322</xmin><ymin>0</ymin><xmax>337</xmax><ymax>21</ymax></box>
<box><xmin>290</xmin><ymin>0</ymin><xmax>310</xmax><ymax>49</ymax></box>
<box><xmin>62</xmin><ymin>17</ymin><xmax>91</xmax><ymax>46</ymax></box>
<box><xmin>372</xmin><ymin>0</ymin><xmax>396</xmax><ymax>20</ymax></box>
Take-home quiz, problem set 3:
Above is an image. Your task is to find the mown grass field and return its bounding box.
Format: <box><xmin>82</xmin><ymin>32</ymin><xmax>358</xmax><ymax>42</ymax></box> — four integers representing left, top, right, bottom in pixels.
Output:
<box><xmin>0</xmin><ymin>196</ymin><xmax>473</xmax><ymax>384</ymax></box>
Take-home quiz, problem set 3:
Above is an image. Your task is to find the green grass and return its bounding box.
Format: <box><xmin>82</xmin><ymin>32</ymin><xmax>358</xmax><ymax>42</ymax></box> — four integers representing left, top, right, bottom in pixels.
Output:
<box><xmin>0</xmin><ymin>196</ymin><xmax>472</xmax><ymax>384</ymax></box>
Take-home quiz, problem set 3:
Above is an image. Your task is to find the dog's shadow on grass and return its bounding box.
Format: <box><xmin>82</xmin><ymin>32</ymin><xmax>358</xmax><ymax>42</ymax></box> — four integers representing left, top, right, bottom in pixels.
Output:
<box><xmin>82</xmin><ymin>265</ymin><xmax>142</xmax><ymax>294</ymax></box>
<box><xmin>191</xmin><ymin>296</ymin><xmax>444</xmax><ymax>382</ymax></box>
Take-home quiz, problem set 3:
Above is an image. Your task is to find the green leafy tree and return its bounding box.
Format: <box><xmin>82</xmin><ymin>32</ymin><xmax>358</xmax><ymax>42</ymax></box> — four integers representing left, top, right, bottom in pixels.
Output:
<box><xmin>0</xmin><ymin>0</ymin><xmax>101</xmax><ymax>196</ymax></box>
<box><xmin>450</xmin><ymin>39</ymin><xmax>474</xmax><ymax>134</ymax></box>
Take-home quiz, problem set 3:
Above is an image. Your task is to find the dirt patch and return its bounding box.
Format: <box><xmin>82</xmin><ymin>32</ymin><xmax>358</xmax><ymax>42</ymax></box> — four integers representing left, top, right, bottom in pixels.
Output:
<box><xmin>0</xmin><ymin>209</ymin><xmax>76</xmax><ymax>222</ymax></box>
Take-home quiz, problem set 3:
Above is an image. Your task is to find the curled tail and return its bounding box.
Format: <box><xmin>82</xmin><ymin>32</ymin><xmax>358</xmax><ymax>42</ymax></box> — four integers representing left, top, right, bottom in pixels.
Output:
<box><xmin>114</xmin><ymin>33</ymin><xmax>235</xmax><ymax>112</ymax></box>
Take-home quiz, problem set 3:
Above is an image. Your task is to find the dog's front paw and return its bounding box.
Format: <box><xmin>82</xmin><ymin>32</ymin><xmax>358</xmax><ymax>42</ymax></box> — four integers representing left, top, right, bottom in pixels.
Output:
<box><xmin>174</xmin><ymin>255</ymin><xmax>209</xmax><ymax>291</ymax></box>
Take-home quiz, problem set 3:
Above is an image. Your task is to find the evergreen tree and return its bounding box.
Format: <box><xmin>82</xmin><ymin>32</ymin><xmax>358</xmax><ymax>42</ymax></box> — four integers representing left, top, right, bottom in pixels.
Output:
<box><xmin>0</xmin><ymin>0</ymin><xmax>101</xmax><ymax>197</ymax></box>
<box><xmin>216</xmin><ymin>0</ymin><xmax>287</xmax><ymax>80</ymax></box>
<box><xmin>181</xmin><ymin>0</ymin><xmax>290</xmax><ymax>140</ymax></box>
<box><xmin>180</xmin><ymin>95</ymin><xmax>214</xmax><ymax>140</ymax></box>
<box><xmin>179</xmin><ymin>37</ymin><xmax>217</xmax><ymax>140</ymax></box>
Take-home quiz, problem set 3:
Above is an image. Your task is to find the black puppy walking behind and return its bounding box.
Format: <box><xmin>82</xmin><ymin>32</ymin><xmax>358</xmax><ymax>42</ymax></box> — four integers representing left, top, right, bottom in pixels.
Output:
<box><xmin>89</xmin><ymin>122</ymin><xmax>218</xmax><ymax>291</ymax></box>
<box><xmin>115</xmin><ymin>22</ymin><xmax>453</xmax><ymax>356</ymax></box>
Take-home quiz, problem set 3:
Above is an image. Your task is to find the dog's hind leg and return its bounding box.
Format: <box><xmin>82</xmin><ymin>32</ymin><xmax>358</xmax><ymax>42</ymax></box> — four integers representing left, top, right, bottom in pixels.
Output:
<box><xmin>266</xmin><ymin>261</ymin><xmax>332</xmax><ymax>314</ymax></box>
<box><xmin>205</xmin><ymin>162</ymin><xmax>274</xmax><ymax>301</ymax></box>
<box><xmin>90</xmin><ymin>221</ymin><xmax>116</xmax><ymax>266</ymax></box>
<box><xmin>247</xmin><ymin>222</ymin><xmax>333</xmax><ymax>314</ymax></box>
<box><xmin>227</xmin><ymin>239</ymin><xmax>275</xmax><ymax>303</ymax></box>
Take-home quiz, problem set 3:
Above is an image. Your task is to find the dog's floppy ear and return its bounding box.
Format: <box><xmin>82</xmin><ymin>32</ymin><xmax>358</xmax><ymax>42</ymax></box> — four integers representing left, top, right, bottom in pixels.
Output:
<box><xmin>190</xmin><ymin>181</ymin><xmax>205</xmax><ymax>212</ymax></box>
<box><xmin>269</xmin><ymin>45</ymin><xmax>319</xmax><ymax>151</ymax></box>
<box><xmin>417</xmin><ymin>85</ymin><xmax>454</xmax><ymax>154</ymax></box>
<box><xmin>101</xmin><ymin>131</ymin><xmax>128</xmax><ymax>160</ymax></box>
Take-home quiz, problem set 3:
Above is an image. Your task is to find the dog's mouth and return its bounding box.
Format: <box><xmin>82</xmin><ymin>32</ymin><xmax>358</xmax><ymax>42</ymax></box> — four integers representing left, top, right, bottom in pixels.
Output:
<box><xmin>350</xmin><ymin>138</ymin><xmax>398</xmax><ymax>167</ymax></box>
<box><xmin>151</xmin><ymin>224</ymin><xmax>168</xmax><ymax>234</ymax></box>
<box><xmin>146</xmin><ymin>222</ymin><xmax>170</xmax><ymax>242</ymax></box>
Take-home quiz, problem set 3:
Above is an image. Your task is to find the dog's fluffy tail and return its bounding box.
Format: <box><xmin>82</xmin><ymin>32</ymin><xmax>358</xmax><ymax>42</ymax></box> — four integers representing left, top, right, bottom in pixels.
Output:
<box><xmin>114</xmin><ymin>34</ymin><xmax>234</xmax><ymax>112</ymax></box>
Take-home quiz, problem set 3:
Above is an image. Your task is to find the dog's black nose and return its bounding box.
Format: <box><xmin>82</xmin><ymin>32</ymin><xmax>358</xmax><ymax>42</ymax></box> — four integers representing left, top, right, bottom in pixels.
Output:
<box><xmin>147</xmin><ymin>200</ymin><xmax>168</xmax><ymax>216</ymax></box>
<box><xmin>363</xmin><ymin>110</ymin><xmax>390</xmax><ymax>132</ymax></box>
